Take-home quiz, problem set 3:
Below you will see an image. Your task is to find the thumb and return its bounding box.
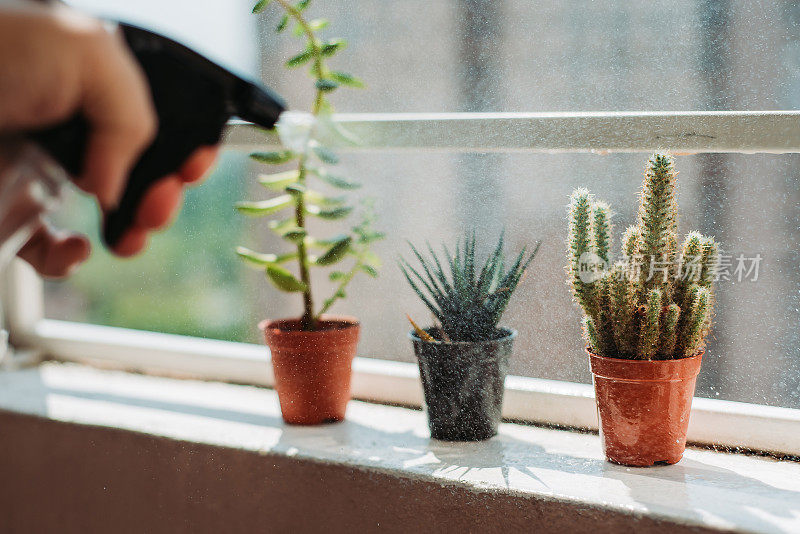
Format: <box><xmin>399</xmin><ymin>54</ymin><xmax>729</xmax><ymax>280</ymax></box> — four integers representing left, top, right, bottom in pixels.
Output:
<box><xmin>17</xmin><ymin>222</ymin><xmax>90</xmax><ymax>278</ymax></box>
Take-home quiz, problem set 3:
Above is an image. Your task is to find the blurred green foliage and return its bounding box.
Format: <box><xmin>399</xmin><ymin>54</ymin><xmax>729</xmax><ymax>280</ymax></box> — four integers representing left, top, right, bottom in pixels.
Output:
<box><xmin>45</xmin><ymin>152</ymin><xmax>258</xmax><ymax>343</ymax></box>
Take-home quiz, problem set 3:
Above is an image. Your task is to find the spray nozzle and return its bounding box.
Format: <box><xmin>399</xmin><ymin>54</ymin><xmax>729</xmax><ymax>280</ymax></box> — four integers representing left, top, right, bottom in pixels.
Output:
<box><xmin>276</xmin><ymin>111</ymin><xmax>317</xmax><ymax>154</ymax></box>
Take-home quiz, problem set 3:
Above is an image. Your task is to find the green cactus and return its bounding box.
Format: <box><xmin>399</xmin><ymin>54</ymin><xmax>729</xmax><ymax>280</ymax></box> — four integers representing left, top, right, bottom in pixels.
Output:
<box><xmin>609</xmin><ymin>262</ymin><xmax>637</xmax><ymax>355</ymax></box>
<box><xmin>679</xmin><ymin>287</ymin><xmax>711</xmax><ymax>357</ymax></box>
<box><xmin>583</xmin><ymin>316</ymin><xmax>600</xmax><ymax>356</ymax></box>
<box><xmin>660</xmin><ymin>303</ymin><xmax>681</xmax><ymax>357</ymax></box>
<box><xmin>592</xmin><ymin>202</ymin><xmax>613</xmax><ymax>263</ymax></box>
<box><xmin>637</xmin><ymin>153</ymin><xmax>678</xmax><ymax>298</ymax></box>
<box><xmin>621</xmin><ymin>225</ymin><xmax>640</xmax><ymax>259</ymax></box>
<box><xmin>568</xmin><ymin>189</ymin><xmax>597</xmax><ymax>316</ymax></box>
<box><xmin>566</xmin><ymin>153</ymin><xmax>718</xmax><ymax>360</ymax></box>
<box><xmin>637</xmin><ymin>288</ymin><xmax>662</xmax><ymax>359</ymax></box>
<box><xmin>592</xmin><ymin>274</ymin><xmax>616</xmax><ymax>356</ymax></box>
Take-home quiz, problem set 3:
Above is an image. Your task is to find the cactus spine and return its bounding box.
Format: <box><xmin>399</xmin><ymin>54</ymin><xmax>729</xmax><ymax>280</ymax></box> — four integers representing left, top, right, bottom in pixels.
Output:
<box><xmin>567</xmin><ymin>154</ymin><xmax>718</xmax><ymax>360</ymax></box>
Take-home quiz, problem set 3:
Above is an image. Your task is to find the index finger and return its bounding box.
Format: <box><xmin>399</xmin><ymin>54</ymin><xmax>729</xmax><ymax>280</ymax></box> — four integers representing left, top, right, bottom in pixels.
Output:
<box><xmin>178</xmin><ymin>145</ymin><xmax>219</xmax><ymax>184</ymax></box>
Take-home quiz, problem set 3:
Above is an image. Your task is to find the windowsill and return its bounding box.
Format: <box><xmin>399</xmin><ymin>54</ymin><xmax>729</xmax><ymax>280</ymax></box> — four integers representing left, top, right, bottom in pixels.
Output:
<box><xmin>0</xmin><ymin>362</ymin><xmax>798</xmax><ymax>533</ymax></box>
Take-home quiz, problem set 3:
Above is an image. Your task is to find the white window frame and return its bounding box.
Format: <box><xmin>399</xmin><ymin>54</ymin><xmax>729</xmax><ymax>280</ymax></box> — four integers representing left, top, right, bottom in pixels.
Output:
<box><xmin>6</xmin><ymin>111</ymin><xmax>800</xmax><ymax>457</ymax></box>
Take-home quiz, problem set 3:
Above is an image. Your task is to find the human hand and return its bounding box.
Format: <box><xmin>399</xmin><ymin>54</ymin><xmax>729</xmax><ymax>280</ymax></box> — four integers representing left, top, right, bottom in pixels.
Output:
<box><xmin>0</xmin><ymin>5</ymin><xmax>219</xmax><ymax>277</ymax></box>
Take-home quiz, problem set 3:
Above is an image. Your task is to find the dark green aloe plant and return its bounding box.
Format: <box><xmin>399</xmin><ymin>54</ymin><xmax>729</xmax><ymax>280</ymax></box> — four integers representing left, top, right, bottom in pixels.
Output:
<box><xmin>400</xmin><ymin>233</ymin><xmax>540</xmax><ymax>343</ymax></box>
<box><xmin>567</xmin><ymin>153</ymin><xmax>718</xmax><ymax>360</ymax></box>
<box><xmin>239</xmin><ymin>0</ymin><xmax>383</xmax><ymax>330</ymax></box>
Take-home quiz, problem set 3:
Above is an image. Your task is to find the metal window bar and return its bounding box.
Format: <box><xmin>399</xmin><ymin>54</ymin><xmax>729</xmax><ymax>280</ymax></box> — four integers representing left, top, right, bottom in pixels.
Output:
<box><xmin>224</xmin><ymin>111</ymin><xmax>800</xmax><ymax>153</ymax></box>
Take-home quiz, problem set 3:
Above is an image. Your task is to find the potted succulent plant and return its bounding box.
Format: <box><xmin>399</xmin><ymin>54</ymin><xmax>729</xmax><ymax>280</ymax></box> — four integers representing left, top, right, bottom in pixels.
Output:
<box><xmin>400</xmin><ymin>233</ymin><xmax>539</xmax><ymax>441</ymax></box>
<box><xmin>240</xmin><ymin>0</ymin><xmax>383</xmax><ymax>425</ymax></box>
<box><xmin>567</xmin><ymin>153</ymin><xmax>719</xmax><ymax>466</ymax></box>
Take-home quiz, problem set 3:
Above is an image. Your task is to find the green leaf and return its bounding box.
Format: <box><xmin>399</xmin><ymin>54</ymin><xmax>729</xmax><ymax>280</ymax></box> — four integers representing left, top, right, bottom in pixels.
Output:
<box><xmin>286</xmin><ymin>50</ymin><xmax>312</xmax><ymax>68</ymax></box>
<box><xmin>329</xmin><ymin>271</ymin><xmax>346</xmax><ymax>281</ymax></box>
<box><xmin>235</xmin><ymin>195</ymin><xmax>293</xmax><ymax>216</ymax></box>
<box><xmin>307</xmin><ymin>205</ymin><xmax>353</xmax><ymax>220</ymax></box>
<box><xmin>312</xmin><ymin>145</ymin><xmax>339</xmax><ymax>164</ymax></box>
<box><xmin>305</xmin><ymin>190</ymin><xmax>345</xmax><ymax>206</ymax></box>
<box><xmin>236</xmin><ymin>247</ymin><xmax>277</xmax><ymax>267</ymax></box>
<box><xmin>360</xmin><ymin>264</ymin><xmax>378</xmax><ymax>277</ymax></box>
<box><xmin>315</xmin><ymin>79</ymin><xmax>339</xmax><ymax>92</ymax></box>
<box><xmin>357</xmin><ymin>231</ymin><xmax>386</xmax><ymax>244</ymax></box>
<box><xmin>306</xmin><ymin>233</ymin><xmax>349</xmax><ymax>248</ymax></box>
<box><xmin>295</xmin><ymin>0</ymin><xmax>310</xmax><ymax>10</ymax></box>
<box><xmin>308</xmin><ymin>18</ymin><xmax>328</xmax><ymax>31</ymax></box>
<box><xmin>425</xmin><ymin>242</ymin><xmax>453</xmax><ymax>295</ymax></box>
<box><xmin>292</xmin><ymin>18</ymin><xmax>326</xmax><ymax>36</ymax></box>
<box><xmin>311</xmin><ymin>168</ymin><xmax>361</xmax><ymax>189</ymax></box>
<box><xmin>236</xmin><ymin>247</ymin><xmax>296</xmax><ymax>267</ymax></box>
<box><xmin>250</xmin><ymin>150</ymin><xmax>294</xmax><ymax>164</ymax></box>
<box><xmin>316</xmin><ymin>237</ymin><xmax>352</xmax><ymax>266</ymax></box>
<box><xmin>320</xmin><ymin>175</ymin><xmax>361</xmax><ymax>190</ymax></box>
<box><xmin>320</xmin><ymin>39</ymin><xmax>346</xmax><ymax>56</ymax></box>
<box><xmin>276</xmin><ymin>14</ymin><xmax>289</xmax><ymax>32</ymax></box>
<box><xmin>398</xmin><ymin>261</ymin><xmax>441</xmax><ymax>319</ymax></box>
<box><xmin>268</xmin><ymin>219</ymin><xmax>307</xmax><ymax>243</ymax></box>
<box><xmin>279</xmin><ymin>227</ymin><xmax>307</xmax><ymax>243</ymax></box>
<box><xmin>266</xmin><ymin>265</ymin><xmax>307</xmax><ymax>292</ymax></box>
<box><xmin>252</xmin><ymin>0</ymin><xmax>270</xmax><ymax>13</ymax></box>
<box><xmin>329</xmin><ymin>71</ymin><xmax>364</xmax><ymax>88</ymax></box>
<box><xmin>268</xmin><ymin>218</ymin><xmax>294</xmax><ymax>233</ymax></box>
<box><xmin>258</xmin><ymin>170</ymin><xmax>299</xmax><ymax>191</ymax></box>
<box><xmin>285</xmin><ymin>183</ymin><xmax>306</xmax><ymax>197</ymax></box>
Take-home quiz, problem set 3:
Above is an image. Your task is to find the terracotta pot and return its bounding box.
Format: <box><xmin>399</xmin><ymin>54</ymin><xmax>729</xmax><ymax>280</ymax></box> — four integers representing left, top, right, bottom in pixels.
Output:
<box><xmin>411</xmin><ymin>328</ymin><xmax>516</xmax><ymax>441</ymax></box>
<box><xmin>261</xmin><ymin>316</ymin><xmax>360</xmax><ymax>425</ymax></box>
<box><xmin>589</xmin><ymin>349</ymin><xmax>703</xmax><ymax>467</ymax></box>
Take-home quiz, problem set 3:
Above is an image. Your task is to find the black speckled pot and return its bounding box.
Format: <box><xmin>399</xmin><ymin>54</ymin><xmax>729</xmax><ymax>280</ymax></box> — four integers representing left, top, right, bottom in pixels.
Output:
<box><xmin>410</xmin><ymin>328</ymin><xmax>516</xmax><ymax>441</ymax></box>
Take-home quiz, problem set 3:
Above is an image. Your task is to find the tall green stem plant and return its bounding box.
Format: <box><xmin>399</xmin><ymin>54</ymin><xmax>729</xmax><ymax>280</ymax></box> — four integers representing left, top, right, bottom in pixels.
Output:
<box><xmin>238</xmin><ymin>0</ymin><xmax>382</xmax><ymax>330</ymax></box>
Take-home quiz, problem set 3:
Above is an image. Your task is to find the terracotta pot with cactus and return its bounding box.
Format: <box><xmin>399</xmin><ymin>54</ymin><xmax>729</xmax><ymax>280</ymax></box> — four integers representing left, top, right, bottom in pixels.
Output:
<box><xmin>567</xmin><ymin>153</ymin><xmax>718</xmax><ymax>466</ymax></box>
<box><xmin>401</xmin><ymin>233</ymin><xmax>539</xmax><ymax>441</ymax></box>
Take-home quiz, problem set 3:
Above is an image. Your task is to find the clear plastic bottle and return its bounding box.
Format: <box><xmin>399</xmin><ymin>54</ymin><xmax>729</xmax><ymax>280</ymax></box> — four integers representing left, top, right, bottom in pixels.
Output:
<box><xmin>0</xmin><ymin>140</ymin><xmax>67</xmax><ymax>268</ymax></box>
<box><xmin>0</xmin><ymin>140</ymin><xmax>68</xmax><ymax>363</ymax></box>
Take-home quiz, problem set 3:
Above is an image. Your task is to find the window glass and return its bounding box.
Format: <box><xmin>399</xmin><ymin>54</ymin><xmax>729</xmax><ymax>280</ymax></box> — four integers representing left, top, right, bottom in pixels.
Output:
<box><xmin>64</xmin><ymin>0</ymin><xmax>800</xmax><ymax>111</ymax></box>
<box><xmin>45</xmin><ymin>1</ymin><xmax>800</xmax><ymax>410</ymax></box>
<box><xmin>45</xmin><ymin>151</ymin><xmax>800</xmax><ymax>410</ymax></box>
<box><xmin>259</xmin><ymin>1</ymin><xmax>800</xmax><ymax>112</ymax></box>
<box><xmin>46</xmin><ymin>154</ymin><xmax>254</xmax><ymax>343</ymax></box>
